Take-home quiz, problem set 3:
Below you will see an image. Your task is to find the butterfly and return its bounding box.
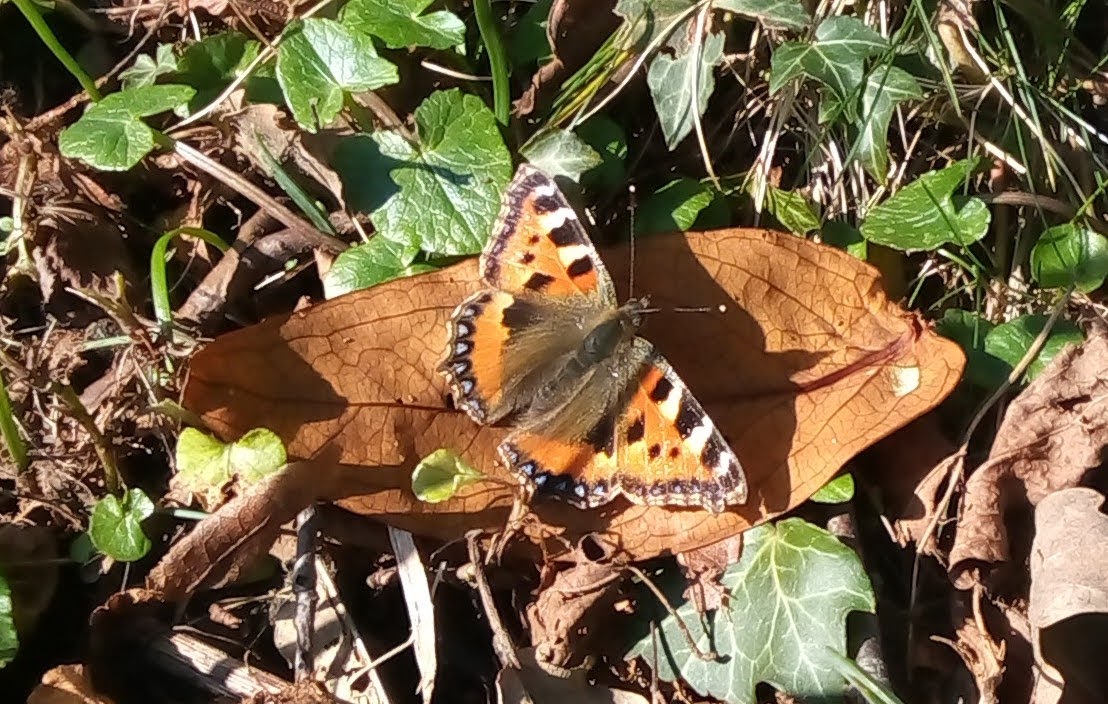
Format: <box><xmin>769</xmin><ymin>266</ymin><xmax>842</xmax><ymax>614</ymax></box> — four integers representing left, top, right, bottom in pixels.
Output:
<box><xmin>439</xmin><ymin>165</ymin><xmax>747</xmax><ymax>513</ymax></box>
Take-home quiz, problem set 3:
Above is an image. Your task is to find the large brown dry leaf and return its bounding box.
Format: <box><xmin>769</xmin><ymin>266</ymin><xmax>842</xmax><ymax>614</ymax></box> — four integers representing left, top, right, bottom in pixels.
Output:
<box><xmin>183</xmin><ymin>228</ymin><xmax>963</xmax><ymax>560</ymax></box>
<box><xmin>1029</xmin><ymin>488</ymin><xmax>1108</xmax><ymax>704</ymax></box>
<box><xmin>949</xmin><ymin>332</ymin><xmax>1108</xmax><ymax>589</ymax></box>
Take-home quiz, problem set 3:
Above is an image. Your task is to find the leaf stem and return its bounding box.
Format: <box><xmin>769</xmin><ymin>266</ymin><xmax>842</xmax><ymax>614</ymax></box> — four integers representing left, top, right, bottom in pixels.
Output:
<box><xmin>150</xmin><ymin>227</ymin><xmax>230</xmax><ymax>335</ymax></box>
<box><xmin>11</xmin><ymin>0</ymin><xmax>102</xmax><ymax>101</ymax></box>
<box><xmin>473</xmin><ymin>0</ymin><xmax>510</xmax><ymax>125</ymax></box>
<box><xmin>0</xmin><ymin>369</ymin><xmax>28</xmax><ymax>473</ymax></box>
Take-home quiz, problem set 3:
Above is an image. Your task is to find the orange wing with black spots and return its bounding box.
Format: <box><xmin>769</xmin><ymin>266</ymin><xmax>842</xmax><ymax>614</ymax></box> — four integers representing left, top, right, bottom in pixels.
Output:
<box><xmin>499</xmin><ymin>339</ymin><xmax>748</xmax><ymax>513</ymax></box>
<box><xmin>481</xmin><ymin>165</ymin><xmax>616</xmax><ymax>304</ymax></box>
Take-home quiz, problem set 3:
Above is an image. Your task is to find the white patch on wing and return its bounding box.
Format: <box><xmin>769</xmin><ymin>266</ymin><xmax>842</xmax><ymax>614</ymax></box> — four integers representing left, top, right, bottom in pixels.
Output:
<box><xmin>657</xmin><ymin>381</ymin><xmax>682</xmax><ymax>421</ymax></box>
<box><xmin>556</xmin><ymin>243</ymin><xmax>592</xmax><ymax>267</ymax></box>
<box><xmin>540</xmin><ymin>207</ymin><xmax>577</xmax><ymax>232</ymax></box>
<box><xmin>685</xmin><ymin>421</ymin><xmax>713</xmax><ymax>455</ymax></box>
<box><xmin>532</xmin><ymin>183</ymin><xmax>557</xmax><ymax>198</ymax></box>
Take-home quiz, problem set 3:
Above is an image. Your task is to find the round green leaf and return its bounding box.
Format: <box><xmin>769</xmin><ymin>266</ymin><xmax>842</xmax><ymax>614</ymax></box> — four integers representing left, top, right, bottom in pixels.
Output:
<box><xmin>412</xmin><ymin>449</ymin><xmax>484</xmax><ymax>503</ymax></box>
<box><xmin>88</xmin><ymin>489</ymin><xmax>155</xmax><ymax>563</ymax></box>
<box><xmin>176</xmin><ymin>427</ymin><xmax>287</xmax><ymax>489</ymax></box>
<box><xmin>520</xmin><ymin>129</ymin><xmax>602</xmax><ymax>183</ymax></box>
<box><xmin>323</xmin><ymin>237</ymin><xmax>434</xmax><ymax>298</ymax></box>
<box><xmin>1030</xmin><ymin>224</ymin><xmax>1108</xmax><ymax>293</ymax></box>
<box><xmin>985</xmin><ymin>314</ymin><xmax>1084</xmax><ymax>381</ymax></box>
<box><xmin>0</xmin><ymin>575</ymin><xmax>17</xmax><ymax>668</ymax></box>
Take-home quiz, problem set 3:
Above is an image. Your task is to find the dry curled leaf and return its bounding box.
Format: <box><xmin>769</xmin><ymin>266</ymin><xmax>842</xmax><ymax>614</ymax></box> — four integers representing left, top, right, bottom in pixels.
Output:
<box><xmin>183</xmin><ymin>228</ymin><xmax>963</xmax><ymax>560</ymax></box>
<box><xmin>949</xmin><ymin>332</ymin><xmax>1108</xmax><ymax>589</ymax></box>
<box><xmin>1029</xmin><ymin>488</ymin><xmax>1108</xmax><ymax>704</ymax></box>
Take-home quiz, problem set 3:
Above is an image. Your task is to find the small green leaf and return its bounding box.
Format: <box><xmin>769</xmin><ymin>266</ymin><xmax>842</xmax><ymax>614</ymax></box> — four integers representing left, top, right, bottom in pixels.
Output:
<box><xmin>936</xmin><ymin>309</ymin><xmax>1007</xmax><ymax>389</ymax></box>
<box><xmin>821</xmin><ymin>221</ymin><xmax>867</xmax><ymax>259</ymax></box>
<box><xmin>342</xmin><ymin>0</ymin><xmax>465</xmax><ymax>50</ymax></box>
<box><xmin>1030</xmin><ymin>223</ymin><xmax>1108</xmax><ymax>293</ymax></box>
<box><xmin>0</xmin><ymin>575</ymin><xmax>16</xmax><ymax>668</ymax></box>
<box><xmin>412</xmin><ymin>449</ymin><xmax>485</xmax><ymax>503</ymax></box>
<box><xmin>521</xmin><ymin>128</ymin><xmax>602</xmax><ymax>182</ymax></box>
<box><xmin>58</xmin><ymin>85</ymin><xmax>196</xmax><ymax>170</ymax></box>
<box><xmin>276</xmin><ymin>18</ymin><xmax>399</xmax><ymax>132</ymax></box>
<box><xmin>577</xmin><ymin>116</ymin><xmax>629</xmax><ymax>190</ymax></box>
<box><xmin>323</xmin><ymin>237</ymin><xmax>434</xmax><ymax>298</ymax></box>
<box><xmin>119</xmin><ymin>44</ymin><xmax>178</xmax><ymax>89</ymax></box>
<box><xmin>985</xmin><ymin>315</ymin><xmax>1084</xmax><ymax>382</ymax></box>
<box><xmin>851</xmin><ymin>65</ymin><xmax>922</xmax><ymax>182</ymax></box>
<box><xmin>763</xmin><ymin>184</ymin><xmax>821</xmax><ymax>234</ymax></box>
<box><xmin>88</xmin><ymin>489</ymin><xmax>155</xmax><ymax>563</ymax></box>
<box><xmin>509</xmin><ymin>0</ymin><xmax>554</xmax><ymax>65</ymax></box>
<box><xmin>635</xmin><ymin>178</ymin><xmax>717</xmax><ymax>235</ymax></box>
<box><xmin>646</xmin><ymin>25</ymin><xmax>725</xmax><ymax>149</ymax></box>
<box><xmin>770</xmin><ymin>17</ymin><xmax>887</xmax><ymax>119</ymax></box>
<box><xmin>334</xmin><ymin>89</ymin><xmax>513</xmax><ymax>255</ymax></box>
<box><xmin>860</xmin><ymin>158</ymin><xmax>989</xmax><ymax>251</ymax></box>
<box><xmin>715</xmin><ymin>0</ymin><xmax>811</xmax><ymax>30</ymax></box>
<box><xmin>176</xmin><ymin>427</ymin><xmax>287</xmax><ymax>489</ymax></box>
<box><xmin>627</xmin><ymin>519</ymin><xmax>875</xmax><ymax>703</ymax></box>
<box><xmin>810</xmin><ymin>474</ymin><xmax>855</xmax><ymax>503</ymax></box>
<box><xmin>175</xmin><ymin>31</ymin><xmax>261</xmax><ymax>109</ymax></box>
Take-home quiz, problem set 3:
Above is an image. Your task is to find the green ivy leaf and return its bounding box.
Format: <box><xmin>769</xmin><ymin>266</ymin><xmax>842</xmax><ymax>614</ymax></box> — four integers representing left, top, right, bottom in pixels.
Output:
<box><xmin>762</xmin><ymin>184</ymin><xmax>821</xmax><ymax>234</ymax></box>
<box><xmin>860</xmin><ymin>158</ymin><xmax>989</xmax><ymax>251</ymax></box>
<box><xmin>58</xmin><ymin>84</ymin><xmax>196</xmax><ymax>170</ymax></box>
<box><xmin>715</xmin><ymin>0</ymin><xmax>811</xmax><ymax>30</ymax></box>
<box><xmin>119</xmin><ymin>44</ymin><xmax>178</xmax><ymax>89</ymax></box>
<box><xmin>770</xmin><ymin>17</ymin><xmax>887</xmax><ymax>119</ymax></box>
<box><xmin>521</xmin><ymin>128</ymin><xmax>602</xmax><ymax>182</ymax></box>
<box><xmin>985</xmin><ymin>315</ymin><xmax>1084</xmax><ymax>382</ymax></box>
<box><xmin>821</xmin><ymin>221</ymin><xmax>867</xmax><ymax>259</ymax></box>
<box><xmin>635</xmin><ymin>178</ymin><xmax>718</xmax><ymax>235</ymax></box>
<box><xmin>176</xmin><ymin>427</ymin><xmax>287</xmax><ymax>489</ymax></box>
<box><xmin>342</xmin><ymin>0</ymin><xmax>465</xmax><ymax>50</ymax></box>
<box><xmin>1030</xmin><ymin>223</ymin><xmax>1108</xmax><ymax>292</ymax></box>
<box><xmin>0</xmin><ymin>575</ymin><xmax>16</xmax><ymax>668</ymax></box>
<box><xmin>810</xmin><ymin>474</ymin><xmax>855</xmax><ymax>503</ymax></box>
<box><xmin>88</xmin><ymin>489</ymin><xmax>155</xmax><ymax>563</ymax></box>
<box><xmin>850</xmin><ymin>65</ymin><xmax>922</xmax><ymax>182</ymax></box>
<box><xmin>627</xmin><ymin>519</ymin><xmax>875</xmax><ymax>703</ymax></box>
<box><xmin>646</xmin><ymin>25</ymin><xmax>725</xmax><ymax>149</ymax></box>
<box><xmin>323</xmin><ymin>237</ymin><xmax>434</xmax><ymax>297</ymax></box>
<box><xmin>275</xmin><ymin>18</ymin><xmax>398</xmax><ymax>132</ymax></box>
<box><xmin>412</xmin><ymin>449</ymin><xmax>485</xmax><ymax>503</ymax></box>
<box><xmin>615</xmin><ymin>0</ymin><xmax>700</xmax><ymax>48</ymax></box>
<box><xmin>334</xmin><ymin>89</ymin><xmax>513</xmax><ymax>255</ymax></box>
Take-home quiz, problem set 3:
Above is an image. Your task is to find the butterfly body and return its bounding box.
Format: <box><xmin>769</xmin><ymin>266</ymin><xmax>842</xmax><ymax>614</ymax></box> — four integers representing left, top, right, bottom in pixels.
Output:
<box><xmin>440</xmin><ymin>166</ymin><xmax>747</xmax><ymax>513</ymax></box>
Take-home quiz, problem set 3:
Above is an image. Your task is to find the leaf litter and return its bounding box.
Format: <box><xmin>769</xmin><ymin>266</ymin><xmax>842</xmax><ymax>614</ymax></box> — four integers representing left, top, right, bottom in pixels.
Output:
<box><xmin>2</xmin><ymin>0</ymin><xmax>1107</xmax><ymax>702</ymax></box>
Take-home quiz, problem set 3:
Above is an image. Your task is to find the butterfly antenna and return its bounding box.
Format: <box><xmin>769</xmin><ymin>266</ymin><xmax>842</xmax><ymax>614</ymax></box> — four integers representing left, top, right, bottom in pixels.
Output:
<box><xmin>628</xmin><ymin>183</ymin><xmax>637</xmax><ymax>299</ymax></box>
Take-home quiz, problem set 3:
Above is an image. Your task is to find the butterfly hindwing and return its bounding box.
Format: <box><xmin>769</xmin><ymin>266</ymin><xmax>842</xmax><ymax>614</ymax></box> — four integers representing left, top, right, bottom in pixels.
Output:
<box><xmin>482</xmin><ymin>165</ymin><xmax>616</xmax><ymax>304</ymax></box>
<box><xmin>500</xmin><ymin>339</ymin><xmax>748</xmax><ymax>513</ymax></box>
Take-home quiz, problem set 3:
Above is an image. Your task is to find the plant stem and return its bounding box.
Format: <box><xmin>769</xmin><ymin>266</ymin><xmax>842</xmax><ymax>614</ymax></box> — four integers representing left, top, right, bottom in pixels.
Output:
<box><xmin>150</xmin><ymin>227</ymin><xmax>230</xmax><ymax>334</ymax></box>
<box><xmin>473</xmin><ymin>0</ymin><xmax>510</xmax><ymax>125</ymax></box>
<box><xmin>11</xmin><ymin>0</ymin><xmax>102</xmax><ymax>101</ymax></box>
<box><xmin>0</xmin><ymin>369</ymin><xmax>28</xmax><ymax>473</ymax></box>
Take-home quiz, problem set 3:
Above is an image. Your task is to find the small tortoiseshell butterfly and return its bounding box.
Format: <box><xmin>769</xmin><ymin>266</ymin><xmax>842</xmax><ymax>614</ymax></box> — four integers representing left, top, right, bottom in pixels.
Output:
<box><xmin>439</xmin><ymin>165</ymin><xmax>747</xmax><ymax>513</ymax></box>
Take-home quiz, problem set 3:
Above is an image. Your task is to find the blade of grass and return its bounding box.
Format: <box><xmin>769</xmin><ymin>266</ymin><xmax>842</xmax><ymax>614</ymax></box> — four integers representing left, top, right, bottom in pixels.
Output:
<box><xmin>254</xmin><ymin>136</ymin><xmax>336</xmax><ymax>235</ymax></box>
<box><xmin>822</xmin><ymin>649</ymin><xmax>906</xmax><ymax>704</ymax></box>
<box><xmin>0</xmin><ymin>369</ymin><xmax>27</xmax><ymax>473</ymax></box>
<box><xmin>473</xmin><ymin>0</ymin><xmax>510</xmax><ymax>125</ymax></box>
<box><xmin>150</xmin><ymin>227</ymin><xmax>230</xmax><ymax>335</ymax></box>
<box><xmin>11</xmin><ymin>0</ymin><xmax>102</xmax><ymax>101</ymax></box>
